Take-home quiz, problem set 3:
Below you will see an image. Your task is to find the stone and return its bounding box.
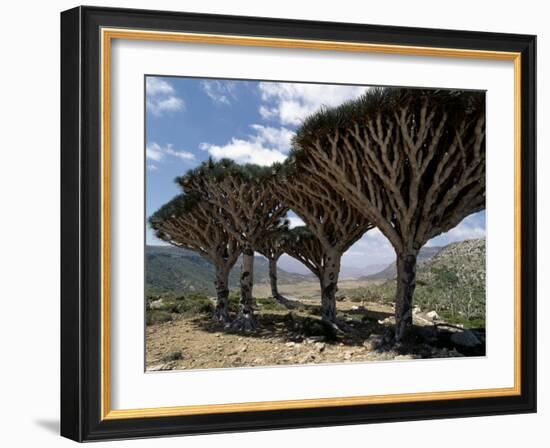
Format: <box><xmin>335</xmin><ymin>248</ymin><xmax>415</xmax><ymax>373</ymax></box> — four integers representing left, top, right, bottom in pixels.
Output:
<box><xmin>378</xmin><ymin>317</ymin><xmax>393</xmax><ymax>325</ymax></box>
<box><xmin>426</xmin><ymin>310</ymin><xmax>440</xmax><ymax>320</ymax></box>
<box><xmin>149</xmin><ymin>299</ymin><xmax>164</xmax><ymax>310</ymax></box>
<box><xmin>451</xmin><ymin>330</ymin><xmax>482</xmax><ymax>348</ymax></box>
<box><xmin>315</xmin><ymin>342</ymin><xmax>326</xmax><ymax>352</ymax></box>
<box><xmin>148</xmin><ymin>361</ymin><xmax>176</xmax><ymax>371</ymax></box>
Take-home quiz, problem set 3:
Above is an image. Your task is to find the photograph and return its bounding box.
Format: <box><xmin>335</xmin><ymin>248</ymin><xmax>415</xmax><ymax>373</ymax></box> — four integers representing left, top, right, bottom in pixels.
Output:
<box><xmin>144</xmin><ymin>77</ymin><xmax>487</xmax><ymax>372</ymax></box>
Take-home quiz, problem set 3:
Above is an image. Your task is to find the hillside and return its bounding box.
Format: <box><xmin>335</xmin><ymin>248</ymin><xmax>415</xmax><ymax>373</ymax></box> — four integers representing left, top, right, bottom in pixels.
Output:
<box><xmin>146</xmin><ymin>245</ymin><xmax>311</xmax><ymax>297</ymax></box>
<box><xmin>364</xmin><ymin>245</ymin><xmax>443</xmax><ymax>280</ymax></box>
<box><xmin>348</xmin><ymin>238</ymin><xmax>486</xmax><ymax>327</ymax></box>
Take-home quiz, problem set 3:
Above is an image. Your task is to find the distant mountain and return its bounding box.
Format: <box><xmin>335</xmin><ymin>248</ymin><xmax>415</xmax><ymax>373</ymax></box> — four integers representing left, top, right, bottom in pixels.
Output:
<box><xmin>145</xmin><ymin>245</ymin><xmax>310</xmax><ymax>297</ymax></box>
<box><xmin>339</xmin><ymin>264</ymin><xmax>389</xmax><ymax>280</ymax></box>
<box><xmin>418</xmin><ymin>239</ymin><xmax>485</xmax><ymax>289</ymax></box>
<box><xmin>356</xmin><ymin>239</ymin><xmax>486</xmax><ymax>327</ymax></box>
<box><xmin>364</xmin><ymin>245</ymin><xmax>443</xmax><ymax>280</ymax></box>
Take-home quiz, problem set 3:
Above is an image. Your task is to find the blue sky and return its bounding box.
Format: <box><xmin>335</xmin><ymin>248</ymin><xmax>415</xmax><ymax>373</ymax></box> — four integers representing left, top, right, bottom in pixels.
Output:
<box><xmin>145</xmin><ymin>76</ymin><xmax>486</xmax><ymax>271</ymax></box>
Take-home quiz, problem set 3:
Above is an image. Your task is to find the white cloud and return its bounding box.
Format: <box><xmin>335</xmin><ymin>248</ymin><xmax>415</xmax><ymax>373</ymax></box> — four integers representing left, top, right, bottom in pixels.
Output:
<box><xmin>250</xmin><ymin>125</ymin><xmax>294</xmax><ymax>152</ymax></box>
<box><xmin>258</xmin><ymin>82</ymin><xmax>369</xmax><ymax>126</ymax></box>
<box><xmin>287</xmin><ymin>216</ymin><xmax>305</xmax><ymax>229</ymax></box>
<box><xmin>200</xmin><ymin>124</ymin><xmax>294</xmax><ymax>166</ymax></box>
<box><xmin>343</xmin><ymin>228</ymin><xmax>395</xmax><ymax>265</ymax></box>
<box><xmin>146</xmin><ymin>142</ymin><xmax>195</xmax><ymax>163</ymax></box>
<box><xmin>146</xmin><ymin>78</ymin><xmax>184</xmax><ymax>116</ymax></box>
<box><xmin>145</xmin><ymin>142</ymin><xmax>164</xmax><ymax>161</ymax></box>
<box><xmin>201</xmin><ymin>80</ymin><xmax>237</xmax><ymax>105</ymax></box>
<box><xmin>147</xmin><ymin>164</ymin><xmax>158</xmax><ymax>171</ymax></box>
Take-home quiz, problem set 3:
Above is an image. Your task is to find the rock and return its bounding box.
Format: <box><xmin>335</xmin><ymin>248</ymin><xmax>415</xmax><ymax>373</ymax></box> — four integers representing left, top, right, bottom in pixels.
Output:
<box><xmin>413</xmin><ymin>306</ymin><xmax>421</xmax><ymax>315</ymax></box>
<box><xmin>149</xmin><ymin>299</ymin><xmax>164</xmax><ymax>310</ymax></box>
<box><xmin>378</xmin><ymin>317</ymin><xmax>394</xmax><ymax>325</ymax></box>
<box><xmin>285</xmin><ymin>342</ymin><xmax>296</xmax><ymax>347</ymax></box>
<box><xmin>343</xmin><ymin>351</ymin><xmax>354</xmax><ymax>360</ymax></box>
<box><xmin>451</xmin><ymin>330</ymin><xmax>482</xmax><ymax>348</ymax></box>
<box><xmin>148</xmin><ymin>361</ymin><xmax>176</xmax><ymax>371</ymax></box>
<box><xmin>362</xmin><ymin>339</ymin><xmax>376</xmax><ymax>350</ymax></box>
<box><xmin>315</xmin><ymin>342</ymin><xmax>326</xmax><ymax>352</ymax></box>
<box><xmin>240</xmin><ymin>346</ymin><xmax>248</xmax><ymax>353</ymax></box>
<box><xmin>426</xmin><ymin>310</ymin><xmax>440</xmax><ymax>320</ymax></box>
<box><xmin>351</xmin><ymin>305</ymin><xmax>360</xmax><ymax>311</ymax></box>
<box><xmin>299</xmin><ymin>353</ymin><xmax>316</xmax><ymax>363</ymax></box>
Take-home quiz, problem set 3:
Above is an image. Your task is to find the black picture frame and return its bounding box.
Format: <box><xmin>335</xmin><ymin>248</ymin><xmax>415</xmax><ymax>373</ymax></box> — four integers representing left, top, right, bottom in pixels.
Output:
<box><xmin>61</xmin><ymin>5</ymin><xmax>537</xmax><ymax>442</ymax></box>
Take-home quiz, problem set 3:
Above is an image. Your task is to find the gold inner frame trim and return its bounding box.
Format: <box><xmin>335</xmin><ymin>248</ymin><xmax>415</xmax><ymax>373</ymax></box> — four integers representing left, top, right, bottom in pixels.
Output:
<box><xmin>100</xmin><ymin>27</ymin><xmax>522</xmax><ymax>421</ymax></box>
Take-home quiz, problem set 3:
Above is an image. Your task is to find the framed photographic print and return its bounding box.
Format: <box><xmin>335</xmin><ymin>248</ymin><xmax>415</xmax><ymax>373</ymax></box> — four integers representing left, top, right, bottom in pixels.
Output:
<box><xmin>60</xmin><ymin>6</ymin><xmax>537</xmax><ymax>442</ymax></box>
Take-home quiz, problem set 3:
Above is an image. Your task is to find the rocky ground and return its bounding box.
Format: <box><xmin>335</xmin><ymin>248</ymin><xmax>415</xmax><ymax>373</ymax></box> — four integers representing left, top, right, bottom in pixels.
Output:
<box><xmin>146</xmin><ymin>293</ymin><xmax>485</xmax><ymax>372</ymax></box>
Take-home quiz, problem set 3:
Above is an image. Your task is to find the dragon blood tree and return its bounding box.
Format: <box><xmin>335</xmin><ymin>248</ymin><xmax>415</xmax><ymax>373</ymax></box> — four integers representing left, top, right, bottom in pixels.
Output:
<box><xmin>281</xmin><ymin>226</ymin><xmax>325</xmax><ymax>281</ymax></box>
<box><xmin>177</xmin><ymin>159</ymin><xmax>288</xmax><ymax>331</ymax></box>
<box><xmin>149</xmin><ymin>192</ymin><xmax>241</xmax><ymax>323</ymax></box>
<box><xmin>271</xmin><ymin>166</ymin><xmax>373</xmax><ymax>331</ymax></box>
<box><xmin>292</xmin><ymin>88</ymin><xmax>486</xmax><ymax>341</ymax></box>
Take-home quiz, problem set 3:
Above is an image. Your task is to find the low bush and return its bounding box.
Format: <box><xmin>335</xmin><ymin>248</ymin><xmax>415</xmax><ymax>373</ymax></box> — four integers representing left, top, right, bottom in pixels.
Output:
<box><xmin>146</xmin><ymin>310</ymin><xmax>172</xmax><ymax>326</ymax></box>
<box><xmin>256</xmin><ymin>297</ymin><xmax>286</xmax><ymax>311</ymax></box>
<box><xmin>162</xmin><ymin>350</ymin><xmax>183</xmax><ymax>362</ymax></box>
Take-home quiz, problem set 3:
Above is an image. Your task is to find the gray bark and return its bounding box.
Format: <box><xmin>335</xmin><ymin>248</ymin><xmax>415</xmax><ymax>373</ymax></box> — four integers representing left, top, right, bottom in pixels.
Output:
<box><xmin>213</xmin><ymin>265</ymin><xmax>230</xmax><ymax>324</ymax></box>
<box><xmin>320</xmin><ymin>251</ymin><xmax>341</xmax><ymax>329</ymax></box>
<box><xmin>231</xmin><ymin>244</ymin><xmax>256</xmax><ymax>331</ymax></box>
<box><xmin>394</xmin><ymin>252</ymin><xmax>418</xmax><ymax>342</ymax></box>
<box><xmin>269</xmin><ymin>257</ymin><xmax>279</xmax><ymax>299</ymax></box>
<box><xmin>268</xmin><ymin>256</ymin><xmax>298</xmax><ymax>309</ymax></box>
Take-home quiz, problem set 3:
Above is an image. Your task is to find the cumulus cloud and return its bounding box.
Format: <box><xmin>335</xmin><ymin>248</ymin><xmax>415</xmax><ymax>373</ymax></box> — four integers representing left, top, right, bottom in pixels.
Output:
<box><xmin>146</xmin><ymin>78</ymin><xmax>184</xmax><ymax>116</ymax></box>
<box><xmin>146</xmin><ymin>142</ymin><xmax>195</xmax><ymax>163</ymax></box>
<box><xmin>200</xmin><ymin>124</ymin><xmax>294</xmax><ymax>166</ymax></box>
<box><xmin>287</xmin><ymin>215</ymin><xmax>305</xmax><ymax>229</ymax></box>
<box><xmin>258</xmin><ymin>82</ymin><xmax>369</xmax><ymax>126</ymax></box>
<box><xmin>342</xmin><ymin>228</ymin><xmax>395</xmax><ymax>265</ymax></box>
<box><xmin>201</xmin><ymin>80</ymin><xmax>237</xmax><ymax>105</ymax></box>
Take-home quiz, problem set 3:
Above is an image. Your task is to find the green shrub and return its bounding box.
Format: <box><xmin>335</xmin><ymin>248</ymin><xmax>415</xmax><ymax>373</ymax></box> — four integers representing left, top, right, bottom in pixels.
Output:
<box><xmin>174</xmin><ymin>293</ymin><xmax>213</xmax><ymax>315</ymax></box>
<box><xmin>162</xmin><ymin>350</ymin><xmax>183</xmax><ymax>362</ymax></box>
<box><xmin>146</xmin><ymin>310</ymin><xmax>172</xmax><ymax>326</ymax></box>
<box><xmin>256</xmin><ymin>297</ymin><xmax>286</xmax><ymax>311</ymax></box>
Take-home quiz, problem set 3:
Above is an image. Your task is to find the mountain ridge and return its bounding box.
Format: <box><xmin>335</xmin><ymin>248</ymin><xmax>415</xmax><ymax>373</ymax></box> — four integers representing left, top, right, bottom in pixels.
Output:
<box><xmin>145</xmin><ymin>245</ymin><xmax>311</xmax><ymax>297</ymax></box>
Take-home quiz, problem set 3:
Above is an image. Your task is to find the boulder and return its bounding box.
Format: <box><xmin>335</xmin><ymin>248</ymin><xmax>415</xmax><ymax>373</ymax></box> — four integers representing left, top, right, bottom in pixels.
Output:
<box><xmin>451</xmin><ymin>329</ymin><xmax>482</xmax><ymax>348</ymax></box>
<box><xmin>149</xmin><ymin>299</ymin><xmax>164</xmax><ymax>310</ymax></box>
<box><xmin>426</xmin><ymin>310</ymin><xmax>440</xmax><ymax>321</ymax></box>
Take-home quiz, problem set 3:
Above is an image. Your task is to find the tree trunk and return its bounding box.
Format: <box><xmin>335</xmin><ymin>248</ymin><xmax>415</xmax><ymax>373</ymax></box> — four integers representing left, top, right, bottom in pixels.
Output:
<box><xmin>268</xmin><ymin>257</ymin><xmax>296</xmax><ymax>308</ymax></box>
<box><xmin>231</xmin><ymin>244</ymin><xmax>256</xmax><ymax>331</ymax></box>
<box><xmin>213</xmin><ymin>265</ymin><xmax>230</xmax><ymax>324</ymax></box>
<box><xmin>394</xmin><ymin>251</ymin><xmax>418</xmax><ymax>342</ymax></box>
<box><xmin>320</xmin><ymin>251</ymin><xmax>342</xmax><ymax>331</ymax></box>
<box><xmin>269</xmin><ymin>257</ymin><xmax>279</xmax><ymax>299</ymax></box>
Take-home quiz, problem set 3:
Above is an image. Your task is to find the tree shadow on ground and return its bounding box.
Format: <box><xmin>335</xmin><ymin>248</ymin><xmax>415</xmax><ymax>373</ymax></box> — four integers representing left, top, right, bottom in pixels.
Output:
<box><xmin>191</xmin><ymin>306</ymin><xmax>485</xmax><ymax>358</ymax></box>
